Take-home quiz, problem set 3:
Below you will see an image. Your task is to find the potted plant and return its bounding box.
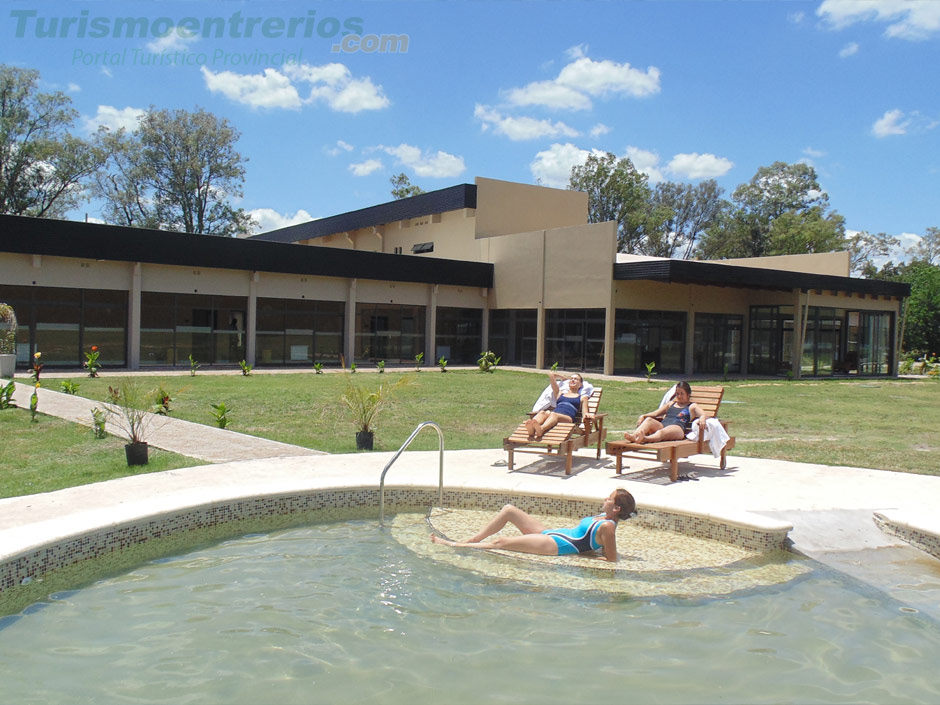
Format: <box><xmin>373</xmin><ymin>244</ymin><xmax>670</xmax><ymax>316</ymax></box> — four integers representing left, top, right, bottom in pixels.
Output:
<box><xmin>105</xmin><ymin>379</ymin><xmax>159</xmax><ymax>465</ymax></box>
<box><xmin>339</xmin><ymin>373</ymin><xmax>410</xmax><ymax>450</ymax></box>
<box><xmin>0</xmin><ymin>303</ymin><xmax>17</xmax><ymax>379</ymax></box>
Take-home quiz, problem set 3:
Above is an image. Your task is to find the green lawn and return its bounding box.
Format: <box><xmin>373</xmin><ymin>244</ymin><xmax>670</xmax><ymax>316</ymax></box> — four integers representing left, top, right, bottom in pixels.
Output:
<box><xmin>62</xmin><ymin>370</ymin><xmax>940</xmax><ymax>474</ymax></box>
<box><xmin>0</xmin><ymin>408</ymin><xmax>201</xmax><ymax>498</ymax></box>
<box><xmin>3</xmin><ymin>370</ymin><xmax>936</xmax><ymax>499</ymax></box>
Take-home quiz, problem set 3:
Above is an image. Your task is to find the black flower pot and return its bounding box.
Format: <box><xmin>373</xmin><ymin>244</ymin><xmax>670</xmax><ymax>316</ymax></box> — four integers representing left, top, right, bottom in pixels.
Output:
<box><xmin>355</xmin><ymin>431</ymin><xmax>374</xmax><ymax>451</ymax></box>
<box><xmin>125</xmin><ymin>441</ymin><xmax>149</xmax><ymax>466</ymax></box>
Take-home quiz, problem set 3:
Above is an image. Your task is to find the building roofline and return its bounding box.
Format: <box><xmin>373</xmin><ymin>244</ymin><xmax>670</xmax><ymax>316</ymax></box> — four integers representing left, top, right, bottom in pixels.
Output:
<box><xmin>249</xmin><ymin>183</ymin><xmax>477</xmax><ymax>244</ymax></box>
<box><xmin>613</xmin><ymin>259</ymin><xmax>911</xmax><ymax>298</ymax></box>
<box><xmin>0</xmin><ymin>214</ymin><xmax>493</xmax><ymax>288</ymax></box>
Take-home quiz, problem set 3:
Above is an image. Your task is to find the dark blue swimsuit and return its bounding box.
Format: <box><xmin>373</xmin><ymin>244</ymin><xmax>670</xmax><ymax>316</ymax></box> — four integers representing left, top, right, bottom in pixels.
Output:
<box><xmin>553</xmin><ymin>394</ymin><xmax>581</xmax><ymax>419</ymax></box>
<box><xmin>662</xmin><ymin>403</ymin><xmax>692</xmax><ymax>432</ymax></box>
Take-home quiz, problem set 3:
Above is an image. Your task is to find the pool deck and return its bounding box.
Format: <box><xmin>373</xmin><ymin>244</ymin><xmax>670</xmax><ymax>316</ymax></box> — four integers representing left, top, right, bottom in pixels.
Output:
<box><xmin>2</xmin><ymin>376</ymin><xmax>940</xmax><ymax>612</ymax></box>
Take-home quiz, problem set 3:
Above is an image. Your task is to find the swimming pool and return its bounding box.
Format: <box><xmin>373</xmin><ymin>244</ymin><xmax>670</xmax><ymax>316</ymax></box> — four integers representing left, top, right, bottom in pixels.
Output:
<box><xmin>1</xmin><ymin>515</ymin><xmax>938</xmax><ymax>705</ymax></box>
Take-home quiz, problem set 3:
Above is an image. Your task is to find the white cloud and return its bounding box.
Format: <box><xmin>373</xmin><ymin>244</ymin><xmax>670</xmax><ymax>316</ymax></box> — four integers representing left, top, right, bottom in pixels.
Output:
<box><xmin>590</xmin><ymin>123</ymin><xmax>610</xmax><ymax>137</ymax></box>
<box><xmin>803</xmin><ymin>147</ymin><xmax>827</xmax><ymax>158</ymax></box>
<box><xmin>67</xmin><ymin>82</ymin><xmax>80</xmax><ymax>93</ymax></box>
<box><xmin>626</xmin><ymin>146</ymin><xmax>665</xmax><ymax>183</ymax></box>
<box><xmin>505</xmin><ymin>53</ymin><xmax>661</xmax><ymax>111</ymax></box>
<box><xmin>872</xmin><ymin>108</ymin><xmax>910</xmax><ymax>136</ymax></box>
<box><xmin>201</xmin><ymin>66</ymin><xmax>302</xmax><ymax>109</ymax></box>
<box><xmin>817</xmin><ymin>0</ymin><xmax>940</xmax><ymax>40</ymax></box>
<box><xmin>530</xmin><ymin>142</ymin><xmax>604</xmax><ymax>188</ymax></box>
<box><xmin>284</xmin><ymin>62</ymin><xmax>389</xmax><ymax>113</ymax></box>
<box><xmin>666</xmin><ymin>152</ymin><xmax>734</xmax><ymax>179</ymax></box>
<box><xmin>349</xmin><ymin>159</ymin><xmax>383</xmax><ymax>176</ymax></box>
<box><xmin>83</xmin><ymin>105</ymin><xmax>145</xmax><ymax>133</ymax></box>
<box><xmin>788</xmin><ymin>10</ymin><xmax>806</xmax><ymax>24</ymax></box>
<box><xmin>203</xmin><ymin>63</ymin><xmax>389</xmax><ymax>113</ymax></box>
<box><xmin>839</xmin><ymin>41</ymin><xmax>860</xmax><ymax>57</ymax></box>
<box><xmin>146</xmin><ymin>29</ymin><xmax>197</xmax><ymax>53</ymax></box>
<box><xmin>474</xmin><ymin>104</ymin><xmax>579</xmax><ymax>141</ymax></box>
<box><xmin>249</xmin><ymin>208</ymin><xmax>316</xmax><ymax>233</ymax></box>
<box><xmin>324</xmin><ymin>140</ymin><xmax>355</xmax><ymax>156</ymax></box>
<box><xmin>565</xmin><ymin>43</ymin><xmax>589</xmax><ymax>60</ymax></box>
<box><xmin>379</xmin><ymin>143</ymin><xmax>465</xmax><ymax>178</ymax></box>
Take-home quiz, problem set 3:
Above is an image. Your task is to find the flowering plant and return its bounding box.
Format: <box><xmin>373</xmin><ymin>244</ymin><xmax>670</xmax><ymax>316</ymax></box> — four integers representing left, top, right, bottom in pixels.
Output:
<box><xmin>29</xmin><ymin>351</ymin><xmax>42</xmax><ymax>384</ymax></box>
<box><xmin>84</xmin><ymin>345</ymin><xmax>101</xmax><ymax>377</ymax></box>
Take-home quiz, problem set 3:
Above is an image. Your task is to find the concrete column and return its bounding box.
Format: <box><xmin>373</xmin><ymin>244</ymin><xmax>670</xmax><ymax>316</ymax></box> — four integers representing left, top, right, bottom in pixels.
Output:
<box><xmin>480</xmin><ymin>289</ymin><xmax>489</xmax><ymax>356</ymax></box>
<box><xmin>246</xmin><ymin>272</ymin><xmax>258</xmax><ymax>366</ymax></box>
<box><xmin>791</xmin><ymin>288</ymin><xmax>804</xmax><ymax>379</ymax></box>
<box><xmin>345</xmin><ymin>278</ymin><xmax>357</xmax><ymax>366</ymax></box>
<box><xmin>536</xmin><ymin>306</ymin><xmax>546</xmax><ymax>370</ymax></box>
<box><xmin>128</xmin><ymin>262</ymin><xmax>141</xmax><ymax>370</ymax></box>
<box><xmin>427</xmin><ymin>284</ymin><xmax>438</xmax><ymax>363</ymax></box>
<box><xmin>603</xmin><ymin>290</ymin><xmax>616</xmax><ymax>376</ymax></box>
<box><xmin>740</xmin><ymin>307</ymin><xmax>750</xmax><ymax>377</ymax></box>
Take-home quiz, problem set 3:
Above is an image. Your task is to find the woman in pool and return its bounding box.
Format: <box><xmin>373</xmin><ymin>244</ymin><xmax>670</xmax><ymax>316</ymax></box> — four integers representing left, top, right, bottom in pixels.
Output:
<box><xmin>524</xmin><ymin>371</ymin><xmax>593</xmax><ymax>439</ymax></box>
<box><xmin>430</xmin><ymin>489</ymin><xmax>635</xmax><ymax>563</ymax></box>
<box><xmin>623</xmin><ymin>380</ymin><xmax>706</xmax><ymax>444</ymax></box>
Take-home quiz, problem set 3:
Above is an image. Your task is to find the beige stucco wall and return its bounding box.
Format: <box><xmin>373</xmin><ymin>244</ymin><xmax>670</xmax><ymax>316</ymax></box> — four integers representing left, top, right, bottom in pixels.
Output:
<box><xmin>719</xmin><ymin>251</ymin><xmax>851</xmax><ymax>276</ymax></box>
<box><xmin>0</xmin><ymin>253</ymin><xmax>133</xmax><ymax>290</ymax></box>
<box><xmin>140</xmin><ymin>264</ymin><xmax>250</xmax><ymax>297</ymax></box>
<box><xmin>473</xmin><ymin>177</ymin><xmax>587</xmax><ymax>239</ymax></box>
<box><xmin>254</xmin><ymin>272</ymin><xmax>347</xmax><ymax>302</ymax></box>
<box><xmin>488</xmin><ymin>221</ymin><xmax>616</xmax><ymax>310</ymax></box>
<box><xmin>355</xmin><ymin>279</ymin><xmax>428</xmax><ymax>306</ymax></box>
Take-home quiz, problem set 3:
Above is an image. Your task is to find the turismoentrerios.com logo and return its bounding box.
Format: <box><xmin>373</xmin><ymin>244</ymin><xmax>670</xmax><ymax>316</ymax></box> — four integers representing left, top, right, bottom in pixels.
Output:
<box><xmin>8</xmin><ymin>9</ymin><xmax>409</xmax><ymax>54</ymax></box>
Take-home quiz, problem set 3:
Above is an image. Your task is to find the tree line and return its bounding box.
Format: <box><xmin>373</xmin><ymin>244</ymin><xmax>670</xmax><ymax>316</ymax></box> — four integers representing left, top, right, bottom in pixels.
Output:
<box><xmin>568</xmin><ymin>152</ymin><xmax>939</xmax><ymax>354</ymax></box>
<box><xmin>1</xmin><ymin>64</ymin><xmax>252</xmax><ymax>236</ymax></box>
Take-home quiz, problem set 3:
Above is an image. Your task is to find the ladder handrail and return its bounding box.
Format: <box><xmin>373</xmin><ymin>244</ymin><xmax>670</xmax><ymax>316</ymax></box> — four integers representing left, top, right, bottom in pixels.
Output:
<box><xmin>379</xmin><ymin>421</ymin><xmax>444</xmax><ymax>527</ymax></box>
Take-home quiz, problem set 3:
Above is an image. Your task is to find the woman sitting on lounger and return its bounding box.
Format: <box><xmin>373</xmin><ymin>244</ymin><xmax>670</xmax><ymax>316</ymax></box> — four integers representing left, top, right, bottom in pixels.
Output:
<box><xmin>430</xmin><ymin>489</ymin><xmax>636</xmax><ymax>562</ymax></box>
<box><xmin>525</xmin><ymin>371</ymin><xmax>592</xmax><ymax>439</ymax></box>
<box><xmin>624</xmin><ymin>380</ymin><xmax>706</xmax><ymax>444</ymax></box>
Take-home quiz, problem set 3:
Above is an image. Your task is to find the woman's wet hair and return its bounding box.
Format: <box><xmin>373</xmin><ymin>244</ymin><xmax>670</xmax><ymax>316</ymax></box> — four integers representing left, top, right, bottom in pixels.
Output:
<box><xmin>613</xmin><ymin>489</ymin><xmax>636</xmax><ymax>520</ymax></box>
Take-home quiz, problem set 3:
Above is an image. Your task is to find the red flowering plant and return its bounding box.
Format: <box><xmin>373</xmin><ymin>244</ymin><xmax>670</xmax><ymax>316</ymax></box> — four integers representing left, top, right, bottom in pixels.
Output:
<box><xmin>84</xmin><ymin>345</ymin><xmax>101</xmax><ymax>377</ymax></box>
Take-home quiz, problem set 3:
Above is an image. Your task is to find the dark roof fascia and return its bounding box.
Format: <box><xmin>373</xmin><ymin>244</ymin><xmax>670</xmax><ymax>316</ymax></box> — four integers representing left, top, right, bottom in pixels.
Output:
<box><xmin>250</xmin><ymin>183</ymin><xmax>478</xmax><ymax>244</ymax></box>
<box><xmin>0</xmin><ymin>214</ymin><xmax>493</xmax><ymax>289</ymax></box>
<box><xmin>613</xmin><ymin>259</ymin><xmax>911</xmax><ymax>298</ymax></box>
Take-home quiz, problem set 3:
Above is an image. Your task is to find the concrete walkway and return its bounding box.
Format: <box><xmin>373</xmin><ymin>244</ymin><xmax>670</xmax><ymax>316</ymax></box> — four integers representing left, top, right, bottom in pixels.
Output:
<box><xmin>4</xmin><ymin>379</ymin><xmax>321</xmax><ymax>463</ymax></box>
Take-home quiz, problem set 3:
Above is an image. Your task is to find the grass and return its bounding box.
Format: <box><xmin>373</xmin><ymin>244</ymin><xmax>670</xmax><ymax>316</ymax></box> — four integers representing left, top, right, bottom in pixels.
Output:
<box><xmin>62</xmin><ymin>370</ymin><xmax>940</xmax><ymax>474</ymax></box>
<box><xmin>0</xmin><ymin>407</ymin><xmax>201</xmax><ymax>498</ymax></box>
<box><xmin>3</xmin><ymin>370</ymin><xmax>936</xmax><ymax>499</ymax></box>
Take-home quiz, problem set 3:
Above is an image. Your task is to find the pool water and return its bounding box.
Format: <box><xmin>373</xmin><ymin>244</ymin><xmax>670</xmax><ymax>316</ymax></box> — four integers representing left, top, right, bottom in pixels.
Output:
<box><xmin>1</xmin><ymin>517</ymin><xmax>938</xmax><ymax>705</ymax></box>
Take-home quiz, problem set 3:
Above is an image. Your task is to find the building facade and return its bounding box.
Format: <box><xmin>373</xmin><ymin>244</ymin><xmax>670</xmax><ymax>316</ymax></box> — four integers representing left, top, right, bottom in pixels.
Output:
<box><xmin>0</xmin><ymin>177</ymin><xmax>910</xmax><ymax>378</ymax></box>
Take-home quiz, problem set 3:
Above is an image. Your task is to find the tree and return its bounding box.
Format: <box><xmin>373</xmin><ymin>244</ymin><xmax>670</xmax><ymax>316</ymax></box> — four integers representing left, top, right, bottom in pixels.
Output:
<box><xmin>646</xmin><ymin>180</ymin><xmax>724</xmax><ymax>259</ymax></box>
<box><xmin>908</xmin><ymin>226</ymin><xmax>940</xmax><ymax>265</ymax></box>
<box><xmin>697</xmin><ymin>161</ymin><xmax>846</xmax><ymax>259</ymax></box>
<box><xmin>848</xmin><ymin>230</ymin><xmax>901</xmax><ymax>276</ymax></box>
<box><xmin>901</xmin><ymin>261</ymin><xmax>940</xmax><ymax>354</ymax></box>
<box><xmin>568</xmin><ymin>152</ymin><xmax>653</xmax><ymax>253</ymax></box>
<box><xmin>96</xmin><ymin>106</ymin><xmax>253</xmax><ymax>236</ymax></box>
<box><xmin>390</xmin><ymin>172</ymin><xmax>424</xmax><ymax>200</ymax></box>
<box><xmin>0</xmin><ymin>65</ymin><xmax>103</xmax><ymax>218</ymax></box>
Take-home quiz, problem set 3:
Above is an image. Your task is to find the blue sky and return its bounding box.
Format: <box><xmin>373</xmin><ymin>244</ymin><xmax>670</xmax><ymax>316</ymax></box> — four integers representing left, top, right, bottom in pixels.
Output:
<box><xmin>2</xmin><ymin>0</ymin><xmax>938</xmax><ymax>259</ymax></box>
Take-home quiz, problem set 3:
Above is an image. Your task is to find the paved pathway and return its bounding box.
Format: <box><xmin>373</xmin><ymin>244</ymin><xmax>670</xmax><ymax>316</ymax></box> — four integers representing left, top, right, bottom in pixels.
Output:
<box><xmin>5</xmin><ymin>379</ymin><xmax>321</xmax><ymax>463</ymax></box>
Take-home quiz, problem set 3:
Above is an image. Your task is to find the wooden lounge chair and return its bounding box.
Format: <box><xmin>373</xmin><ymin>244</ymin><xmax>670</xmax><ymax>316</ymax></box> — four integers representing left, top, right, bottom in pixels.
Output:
<box><xmin>503</xmin><ymin>387</ymin><xmax>607</xmax><ymax>475</ymax></box>
<box><xmin>605</xmin><ymin>386</ymin><xmax>735</xmax><ymax>482</ymax></box>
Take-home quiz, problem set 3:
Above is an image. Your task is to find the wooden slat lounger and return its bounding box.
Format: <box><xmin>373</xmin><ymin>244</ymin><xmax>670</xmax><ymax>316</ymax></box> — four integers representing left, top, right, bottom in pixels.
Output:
<box><xmin>605</xmin><ymin>385</ymin><xmax>735</xmax><ymax>482</ymax></box>
<box><xmin>503</xmin><ymin>387</ymin><xmax>607</xmax><ymax>475</ymax></box>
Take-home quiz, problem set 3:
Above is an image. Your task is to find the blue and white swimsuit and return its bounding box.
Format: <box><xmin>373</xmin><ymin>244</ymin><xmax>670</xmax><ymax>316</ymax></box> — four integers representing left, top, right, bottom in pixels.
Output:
<box><xmin>542</xmin><ymin>515</ymin><xmax>612</xmax><ymax>556</ymax></box>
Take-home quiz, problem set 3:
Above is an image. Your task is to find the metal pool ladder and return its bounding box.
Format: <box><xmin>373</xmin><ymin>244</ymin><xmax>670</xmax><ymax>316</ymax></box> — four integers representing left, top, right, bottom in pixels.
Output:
<box><xmin>378</xmin><ymin>421</ymin><xmax>444</xmax><ymax>527</ymax></box>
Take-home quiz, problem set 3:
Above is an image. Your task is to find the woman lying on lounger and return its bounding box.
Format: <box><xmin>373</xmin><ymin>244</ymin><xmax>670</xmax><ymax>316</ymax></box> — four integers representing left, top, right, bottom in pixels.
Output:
<box><xmin>430</xmin><ymin>489</ymin><xmax>636</xmax><ymax>562</ymax></box>
<box><xmin>524</xmin><ymin>371</ymin><xmax>593</xmax><ymax>439</ymax></box>
<box><xmin>624</xmin><ymin>380</ymin><xmax>706</xmax><ymax>444</ymax></box>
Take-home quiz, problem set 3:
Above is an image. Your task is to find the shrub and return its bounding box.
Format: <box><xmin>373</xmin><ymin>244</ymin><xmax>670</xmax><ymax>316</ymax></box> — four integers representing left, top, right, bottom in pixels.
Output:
<box><xmin>478</xmin><ymin>351</ymin><xmax>500</xmax><ymax>373</ymax></box>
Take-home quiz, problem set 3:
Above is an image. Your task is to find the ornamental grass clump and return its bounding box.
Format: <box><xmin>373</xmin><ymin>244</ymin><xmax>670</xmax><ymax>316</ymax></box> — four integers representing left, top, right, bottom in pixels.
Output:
<box><xmin>105</xmin><ymin>379</ymin><xmax>158</xmax><ymax>444</ymax></box>
<box><xmin>338</xmin><ymin>373</ymin><xmax>412</xmax><ymax>435</ymax></box>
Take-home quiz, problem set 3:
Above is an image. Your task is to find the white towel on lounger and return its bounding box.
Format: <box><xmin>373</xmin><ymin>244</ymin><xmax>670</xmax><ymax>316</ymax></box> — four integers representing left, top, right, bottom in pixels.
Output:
<box><xmin>685</xmin><ymin>417</ymin><xmax>730</xmax><ymax>458</ymax></box>
<box><xmin>530</xmin><ymin>379</ymin><xmax>594</xmax><ymax>413</ymax></box>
